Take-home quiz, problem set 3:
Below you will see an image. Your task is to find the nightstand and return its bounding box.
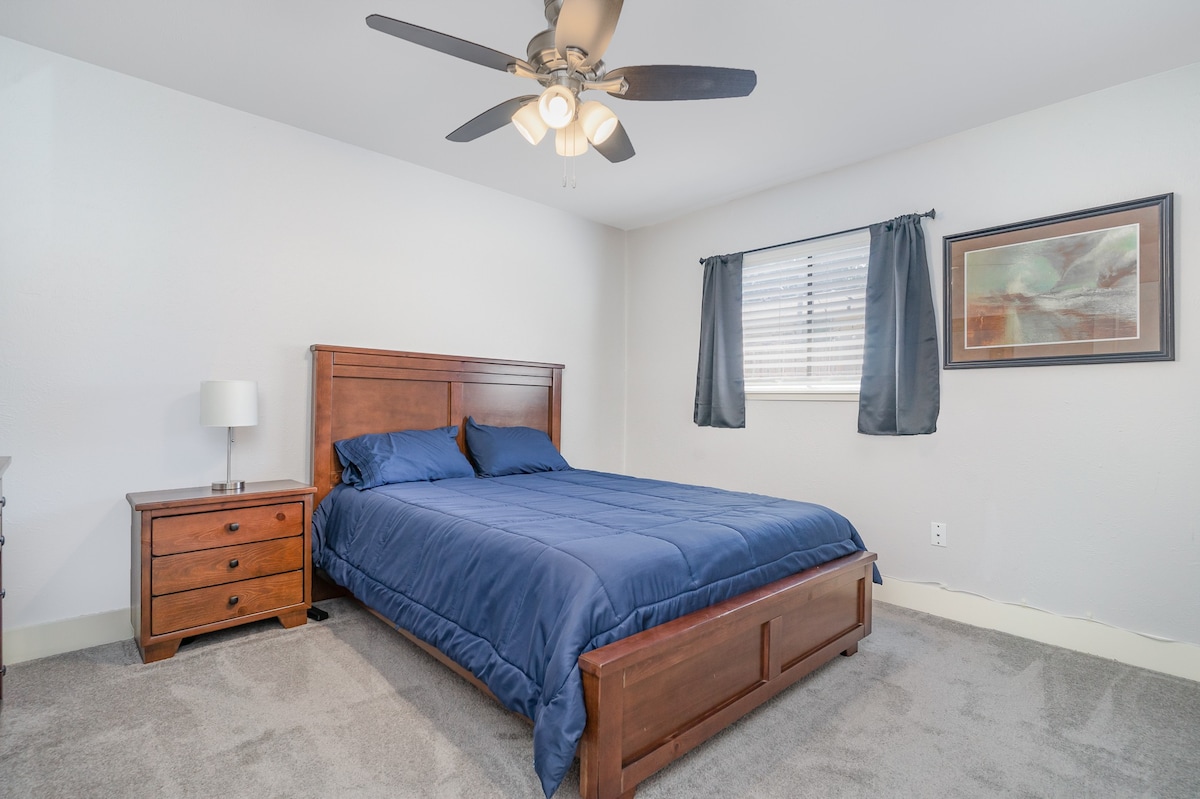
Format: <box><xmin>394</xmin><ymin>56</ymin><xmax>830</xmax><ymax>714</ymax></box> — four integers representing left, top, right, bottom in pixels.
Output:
<box><xmin>128</xmin><ymin>480</ymin><xmax>314</xmax><ymax>663</ymax></box>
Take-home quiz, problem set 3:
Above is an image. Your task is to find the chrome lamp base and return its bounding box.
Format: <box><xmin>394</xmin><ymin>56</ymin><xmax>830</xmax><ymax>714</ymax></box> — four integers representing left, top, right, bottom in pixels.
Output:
<box><xmin>212</xmin><ymin>425</ymin><xmax>246</xmax><ymax>492</ymax></box>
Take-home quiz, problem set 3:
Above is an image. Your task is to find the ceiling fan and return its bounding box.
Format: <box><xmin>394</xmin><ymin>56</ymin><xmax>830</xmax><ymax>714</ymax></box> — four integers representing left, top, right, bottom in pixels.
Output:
<box><xmin>366</xmin><ymin>0</ymin><xmax>757</xmax><ymax>163</ymax></box>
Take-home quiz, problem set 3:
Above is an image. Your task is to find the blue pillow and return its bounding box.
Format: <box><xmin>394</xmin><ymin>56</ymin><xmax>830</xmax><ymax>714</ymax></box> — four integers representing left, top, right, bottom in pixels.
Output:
<box><xmin>334</xmin><ymin>426</ymin><xmax>475</xmax><ymax>489</ymax></box>
<box><xmin>464</xmin><ymin>416</ymin><xmax>571</xmax><ymax>477</ymax></box>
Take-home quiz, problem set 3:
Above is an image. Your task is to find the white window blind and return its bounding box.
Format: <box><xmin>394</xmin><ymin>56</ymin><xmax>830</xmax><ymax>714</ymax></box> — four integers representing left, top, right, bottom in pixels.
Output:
<box><xmin>742</xmin><ymin>229</ymin><xmax>871</xmax><ymax>394</ymax></box>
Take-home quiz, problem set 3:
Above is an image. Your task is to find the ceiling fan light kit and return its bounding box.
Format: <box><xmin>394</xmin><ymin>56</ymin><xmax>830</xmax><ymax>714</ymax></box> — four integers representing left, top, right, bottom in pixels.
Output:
<box><xmin>366</xmin><ymin>0</ymin><xmax>756</xmax><ymax>167</ymax></box>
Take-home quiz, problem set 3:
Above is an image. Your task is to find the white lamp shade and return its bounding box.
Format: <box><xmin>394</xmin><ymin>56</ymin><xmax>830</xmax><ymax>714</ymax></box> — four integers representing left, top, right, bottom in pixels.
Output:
<box><xmin>538</xmin><ymin>85</ymin><xmax>577</xmax><ymax>130</ymax></box>
<box><xmin>200</xmin><ymin>380</ymin><xmax>259</xmax><ymax>427</ymax></box>
<box><xmin>512</xmin><ymin>101</ymin><xmax>549</xmax><ymax>145</ymax></box>
<box><xmin>555</xmin><ymin>121</ymin><xmax>589</xmax><ymax>157</ymax></box>
<box><xmin>579</xmin><ymin>101</ymin><xmax>618</xmax><ymax>145</ymax></box>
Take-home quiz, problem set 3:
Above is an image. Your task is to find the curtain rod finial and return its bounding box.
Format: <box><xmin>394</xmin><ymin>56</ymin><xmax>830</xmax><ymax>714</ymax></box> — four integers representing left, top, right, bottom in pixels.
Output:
<box><xmin>925</xmin><ymin>208</ymin><xmax>936</xmax><ymax>220</ymax></box>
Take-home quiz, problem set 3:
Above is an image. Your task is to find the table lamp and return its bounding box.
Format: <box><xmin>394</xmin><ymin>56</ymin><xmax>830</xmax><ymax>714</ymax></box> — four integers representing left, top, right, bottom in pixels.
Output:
<box><xmin>200</xmin><ymin>380</ymin><xmax>258</xmax><ymax>492</ymax></box>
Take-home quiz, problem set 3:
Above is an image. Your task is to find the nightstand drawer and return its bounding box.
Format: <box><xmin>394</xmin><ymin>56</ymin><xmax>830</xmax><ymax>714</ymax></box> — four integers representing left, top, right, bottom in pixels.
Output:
<box><xmin>151</xmin><ymin>570</ymin><xmax>303</xmax><ymax>635</ymax></box>
<box><xmin>152</xmin><ymin>537</ymin><xmax>304</xmax><ymax>596</ymax></box>
<box><xmin>152</xmin><ymin>501</ymin><xmax>304</xmax><ymax>555</ymax></box>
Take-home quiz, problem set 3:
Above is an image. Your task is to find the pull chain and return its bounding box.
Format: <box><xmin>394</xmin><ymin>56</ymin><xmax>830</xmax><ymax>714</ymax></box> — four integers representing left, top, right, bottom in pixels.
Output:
<box><xmin>560</xmin><ymin>124</ymin><xmax>579</xmax><ymax>188</ymax></box>
<box><xmin>571</xmin><ymin>124</ymin><xmax>579</xmax><ymax>187</ymax></box>
<box><xmin>561</xmin><ymin>153</ymin><xmax>577</xmax><ymax>189</ymax></box>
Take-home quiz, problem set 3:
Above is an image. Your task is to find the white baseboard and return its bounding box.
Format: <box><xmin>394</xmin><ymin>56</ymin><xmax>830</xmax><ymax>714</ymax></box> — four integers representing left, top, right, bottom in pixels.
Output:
<box><xmin>5</xmin><ymin>587</ymin><xmax>1199</xmax><ymax>685</ymax></box>
<box><xmin>875</xmin><ymin>577</ymin><xmax>1200</xmax><ymax>683</ymax></box>
<box><xmin>3</xmin><ymin>609</ymin><xmax>133</xmax><ymax>665</ymax></box>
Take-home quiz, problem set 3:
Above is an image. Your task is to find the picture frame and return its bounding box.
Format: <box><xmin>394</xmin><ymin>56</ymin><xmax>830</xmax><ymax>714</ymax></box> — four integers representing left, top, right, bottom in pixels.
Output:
<box><xmin>943</xmin><ymin>194</ymin><xmax>1173</xmax><ymax>369</ymax></box>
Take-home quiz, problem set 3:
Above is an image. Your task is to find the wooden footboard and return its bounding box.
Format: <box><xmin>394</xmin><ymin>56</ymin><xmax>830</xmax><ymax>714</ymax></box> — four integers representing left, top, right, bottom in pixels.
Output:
<box><xmin>578</xmin><ymin>550</ymin><xmax>877</xmax><ymax>799</ymax></box>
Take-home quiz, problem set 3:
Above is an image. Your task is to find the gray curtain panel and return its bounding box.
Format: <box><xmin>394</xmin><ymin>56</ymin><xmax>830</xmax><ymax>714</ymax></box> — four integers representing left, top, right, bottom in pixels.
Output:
<box><xmin>694</xmin><ymin>253</ymin><xmax>746</xmax><ymax>428</ymax></box>
<box><xmin>858</xmin><ymin>215</ymin><xmax>940</xmax><ymax>435</ymax></box>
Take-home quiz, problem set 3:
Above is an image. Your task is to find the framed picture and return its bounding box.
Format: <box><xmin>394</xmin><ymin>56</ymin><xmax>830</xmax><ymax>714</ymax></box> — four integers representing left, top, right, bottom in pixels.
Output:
<box><xmin>943</xmin><ymin>194</ymin><xmax>1173</xmax><ymax>368</ymax></box>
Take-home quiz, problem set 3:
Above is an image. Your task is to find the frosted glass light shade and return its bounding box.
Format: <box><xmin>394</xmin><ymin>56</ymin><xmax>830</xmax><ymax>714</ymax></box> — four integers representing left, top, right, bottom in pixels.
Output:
<box><xmin>512</xmin><ymin>101</ymin><xmax>548</xmax><ymax>145</ymax></box>
<box><xmin>579</xmin><ymin>101</ymin><xmax>618</xmax><ymax>145</ymax></box>
<box><xmin>200</xmin><ymin>380</ymin><xmax>259</xmax><ymax>427</ymax></box>
<box><xmin>554</xmin><ymin>121</ymin><xmax>589</xmax><ymax>156</ymax></box>
<box><xmin>538</xmin><ymin>85</ymin><xmax>577</xmax><ymax>130</ymax></box>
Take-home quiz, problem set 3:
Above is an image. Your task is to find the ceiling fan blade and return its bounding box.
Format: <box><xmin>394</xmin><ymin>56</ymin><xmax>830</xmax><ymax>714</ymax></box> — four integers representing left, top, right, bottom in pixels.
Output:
<box><xmin>606</xmin><ymin>65</ymin><xmax>757</xmax><ymax>101</ymax></box>
<box><xmin>446</xmin><ymin>96</ymin><xmax>538</xmax><ymax>142</ymax></box>
<box><xmin>594</xmin><ymin>121</ymin><xmax>635</xmax><ymax>163</ymax></box>
<box><xmin>555</xmin><ymin>0</ymin><xmax>624</xmax><ymax>70</ymax></box>
<box><xmin>366</xmin><ymin>14</ymin><xmax>531</xmax><ymax>74</ymax></box>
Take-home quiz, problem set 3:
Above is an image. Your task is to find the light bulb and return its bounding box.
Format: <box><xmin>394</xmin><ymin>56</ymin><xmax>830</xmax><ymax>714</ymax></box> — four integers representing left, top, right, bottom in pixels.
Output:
<box><xmin>579</xmin><ymin>101</ymin><xmax>618</xmax><ymax>145</ymax></box>
<box><xmin>538</xmin><ymin>85</ymin><xmax>577</xmax><ymax>130</ymax></box>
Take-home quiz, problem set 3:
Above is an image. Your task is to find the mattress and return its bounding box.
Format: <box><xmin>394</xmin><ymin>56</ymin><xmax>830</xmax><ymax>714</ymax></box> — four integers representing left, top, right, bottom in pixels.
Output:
<box><xmin>313</xmin><ymin>469</ymin><xmax>877</xmax><ymax>796</ymax></box>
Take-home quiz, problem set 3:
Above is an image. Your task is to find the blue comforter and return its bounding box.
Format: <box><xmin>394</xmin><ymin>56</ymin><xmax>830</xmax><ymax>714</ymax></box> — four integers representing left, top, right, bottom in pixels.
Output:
<box><xmin>312</xmin><ymin>469</ymin><xmax>876</xmax><ymax>797</ymax></box>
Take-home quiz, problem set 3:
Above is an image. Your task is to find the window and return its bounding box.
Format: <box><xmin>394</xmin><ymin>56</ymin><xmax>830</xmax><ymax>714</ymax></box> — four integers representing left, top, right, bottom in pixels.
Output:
<box><xmin>741</xmin><ymin>229</ymin><xmax>870</xmax><ymax>395</ymax></box>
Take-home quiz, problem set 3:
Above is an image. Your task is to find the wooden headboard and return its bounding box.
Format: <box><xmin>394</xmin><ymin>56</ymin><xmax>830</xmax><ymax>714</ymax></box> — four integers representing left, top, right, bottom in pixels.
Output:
<box><xmin>310</xmin><ymin>345</ymin><xmax>564</xmax><ymax>504</ymax></box>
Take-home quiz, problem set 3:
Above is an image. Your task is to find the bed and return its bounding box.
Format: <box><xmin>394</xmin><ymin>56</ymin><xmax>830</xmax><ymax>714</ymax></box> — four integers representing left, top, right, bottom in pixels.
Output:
<box><xmin>309</xmin><ymin>344</ymin><xmax>878</xmax><ymax>799</ymax></box>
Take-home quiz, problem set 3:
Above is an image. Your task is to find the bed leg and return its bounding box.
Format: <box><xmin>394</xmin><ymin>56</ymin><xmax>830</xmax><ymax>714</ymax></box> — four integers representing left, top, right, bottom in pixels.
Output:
<box><xmin>841</xmin><ymin>643</ymin><xmax>858</xmax><ymax>656</ymax></box>
<box><xmin>307</xmin><ymin>605</ymin><xmax>330</xmax><ymax>621</ymax></box>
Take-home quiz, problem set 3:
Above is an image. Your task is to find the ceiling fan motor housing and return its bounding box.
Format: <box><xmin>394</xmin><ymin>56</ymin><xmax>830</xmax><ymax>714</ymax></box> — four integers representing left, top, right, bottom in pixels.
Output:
<box><xmin>526</xmin><ymin>28</ymin><xmax>564</xmax><ymax>73</ymax></box>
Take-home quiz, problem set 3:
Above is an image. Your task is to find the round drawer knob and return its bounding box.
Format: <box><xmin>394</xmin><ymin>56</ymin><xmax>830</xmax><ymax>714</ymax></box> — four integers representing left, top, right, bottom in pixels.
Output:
<box><xmin>228</xmin><ymin>596</ymin><xmax>240</xmax><ymax>606</ymax></box>
<box><xmin>229</xmin><ymin>559</ymin><xmax>240</xmax><ymax>569</ymax></box>
<box><xmin>276</xmin><ymin>512</ymin><xmax>286</xmax><ymax>521</ymax></box>
<box><xmin>227</xmin><ymin>522</ymin><xmax>240</xmax><ymax>532</ymax></box>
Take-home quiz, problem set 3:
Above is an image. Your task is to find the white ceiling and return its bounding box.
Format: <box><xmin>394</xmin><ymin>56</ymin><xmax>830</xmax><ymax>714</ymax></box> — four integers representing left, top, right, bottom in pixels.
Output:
<box><xmin>3</xmin><ymin>1</ymin><xmax>1199</xmax><ymax>230</ymax></box>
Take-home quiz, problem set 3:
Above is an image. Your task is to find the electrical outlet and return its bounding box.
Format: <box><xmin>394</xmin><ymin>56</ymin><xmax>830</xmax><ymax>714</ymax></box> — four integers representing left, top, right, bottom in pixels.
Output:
<box><xmin>931</xmin><ymin>522</ymin><xmax>947</xmax><ymax>547</ymax></box>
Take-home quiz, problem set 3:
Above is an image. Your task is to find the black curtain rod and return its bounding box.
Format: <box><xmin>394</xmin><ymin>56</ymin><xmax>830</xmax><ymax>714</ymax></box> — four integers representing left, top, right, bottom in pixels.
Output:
<box><xmin>699</xmin><ymin>208</ymin><xmax>936</xmax><ymax>264</ymax></box>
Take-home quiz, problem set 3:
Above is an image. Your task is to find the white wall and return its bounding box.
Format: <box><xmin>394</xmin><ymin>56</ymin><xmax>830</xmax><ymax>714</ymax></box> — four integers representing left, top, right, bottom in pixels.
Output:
<box><xmin>3</xmin><ymin>32</ymin><xmax>1198</xmax><ymax>673</ymax></box>
<box><xmin>625</xmin><ymin>65</ymin><xmax>1200</xmax><ymax>649</ymax></box>
<box><xmin>0</xmin><ymin>38</ymin><xmax>627</xmax><ymax>647</ymax></box>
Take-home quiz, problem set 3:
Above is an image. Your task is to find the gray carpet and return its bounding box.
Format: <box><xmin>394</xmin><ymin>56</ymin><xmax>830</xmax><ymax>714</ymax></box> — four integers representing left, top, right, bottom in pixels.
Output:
<box><xmin>1</xmin><ymin>600</ymin><xmax>1197</xmax><ymax>798</ymax></box>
